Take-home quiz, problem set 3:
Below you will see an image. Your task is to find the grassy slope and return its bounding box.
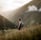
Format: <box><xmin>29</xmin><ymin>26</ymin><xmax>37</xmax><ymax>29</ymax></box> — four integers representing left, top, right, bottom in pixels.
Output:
<box><xmin>12</xmin><ymin>0</ymin><xmax>41</xmax><ymax>26</ymax></box>
<box><xmin>13</xmin><ymin>11</ymin><xmax>41</xmax><ymax>27</ymax></box>
<box><xmin>0</xmin><ymin>25</ymin><xmax>41</xmax><ymax>40</ymax></box>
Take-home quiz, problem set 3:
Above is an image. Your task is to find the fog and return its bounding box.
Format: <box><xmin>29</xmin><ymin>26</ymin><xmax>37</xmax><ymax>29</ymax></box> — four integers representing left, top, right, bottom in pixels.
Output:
<box><xmin>0</xmin><ymin>0</ymin><xmax>32</xmax><ymax>22</ymax></box>
<box><xmin>28</xmin><ymin>5</ymin><xmax>38</xmax><ymax>11</ymax></box>
<box><xmin>0</xmin><ymin>0</ymin><xmax>32</xmax><ymax>12</ymax></box>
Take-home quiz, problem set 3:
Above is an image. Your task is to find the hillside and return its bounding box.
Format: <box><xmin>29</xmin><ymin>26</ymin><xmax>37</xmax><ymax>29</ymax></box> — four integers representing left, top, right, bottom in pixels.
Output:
<box><xmin>0</xmin><ymin>0</ymin><xmax>41</xmax><ymax>40</ymax></box>
<box><xmin>13</xmin><ymin>11</ymin><xmax>41</xmax><ymax>26</ymax></box>
<box><xmin>0</xmin><ymin>15</ymin><xmax>16</xmax><ymax>30</ymax></box>
<box><xmin>0</xmin><ymin>0</ymin><xmax>41</xmax><ymax>28</ymax></box>
<box><xmin>31</xmin><ymin>0</ymin><xmax>41</xmax><ymax>8</ymax></box>
<box><xmin>7</xmin><ymin>0</ymin><xmax>41</xmax><ymax>26</ymax></box>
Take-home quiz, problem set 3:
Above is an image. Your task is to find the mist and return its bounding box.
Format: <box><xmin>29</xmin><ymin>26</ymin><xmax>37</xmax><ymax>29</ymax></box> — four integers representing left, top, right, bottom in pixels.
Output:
<box><xmin>0</xmin><ymin>0</ymin><xmax>32</xmax><ymax>23</ymax></box>
<box><xmin>28</xmin><ymin>5</ymin><xmax>38</xmax><ymax>11</ymax></box>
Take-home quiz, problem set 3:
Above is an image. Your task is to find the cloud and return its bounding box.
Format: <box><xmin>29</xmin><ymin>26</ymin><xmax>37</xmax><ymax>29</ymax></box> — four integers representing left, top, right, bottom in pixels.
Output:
<box><xmin>28</xmin><ymin>5</ymin><xmax>38</xmax><ymax>11</ymax></box>
<box><xmin>25</xmin><ymin>5</ymin><xmax>41</xmax><ymax>12</ymax></box>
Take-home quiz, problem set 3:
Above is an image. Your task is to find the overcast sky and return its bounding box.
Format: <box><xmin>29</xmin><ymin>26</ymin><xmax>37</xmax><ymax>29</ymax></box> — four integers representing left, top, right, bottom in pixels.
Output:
<box><xmin>0</xmin><ymin>0</ymin><xmax>32</xmax><ymax>12</ymax></box>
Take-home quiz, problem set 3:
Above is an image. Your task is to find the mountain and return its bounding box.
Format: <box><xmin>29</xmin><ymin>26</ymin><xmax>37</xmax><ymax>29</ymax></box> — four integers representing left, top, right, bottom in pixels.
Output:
<box><xmin>27</xmin><ymin>0</ymin><xmax>41</xmax><ymax>9</ymax></box>
<box><xmin>0</xmin><ymin>0</ymin><xmax>41</xmax><ymax>28</ymax></box>
<box><xmin>13</xmin><ymin>11</ymin><xmax>41</xmax><ymax>26</ymax></box>
<box><xmin>0</xmin><ymin>15</ymin><xmax>16</xmax><ymax>30</ymax></box>
<box><xmin>11</xmin><ymin>0</ymin><xmax>41</xmax><ymax>26</ymax></box>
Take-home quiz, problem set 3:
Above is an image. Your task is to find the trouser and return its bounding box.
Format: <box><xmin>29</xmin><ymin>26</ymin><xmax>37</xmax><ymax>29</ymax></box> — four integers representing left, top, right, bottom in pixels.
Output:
<box><xmin>18</xmin><ymin>24</ymin><xmax>22</xmax><ymax>30</ymax></box>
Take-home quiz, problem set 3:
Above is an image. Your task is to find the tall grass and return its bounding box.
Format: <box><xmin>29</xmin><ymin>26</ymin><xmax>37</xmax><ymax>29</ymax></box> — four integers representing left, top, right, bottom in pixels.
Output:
<box><xmin>0</xmin><ymin>25</ymin><xmax>41</xmax><ymax>40</ymax></box>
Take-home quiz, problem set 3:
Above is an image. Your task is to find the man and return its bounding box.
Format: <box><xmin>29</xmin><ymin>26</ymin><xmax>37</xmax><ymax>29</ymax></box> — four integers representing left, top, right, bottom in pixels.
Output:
<box><xmin>18</xmin><ymin>18</ymin><xmax>24</xmax><ymax>30</ymax></box>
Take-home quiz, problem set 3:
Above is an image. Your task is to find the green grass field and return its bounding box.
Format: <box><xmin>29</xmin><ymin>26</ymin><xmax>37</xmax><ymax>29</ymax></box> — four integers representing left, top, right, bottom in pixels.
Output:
<box><xmin>0</xmin><ymin>25</ymin><xmax>41</xmax><ymax>40</ymax></box>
